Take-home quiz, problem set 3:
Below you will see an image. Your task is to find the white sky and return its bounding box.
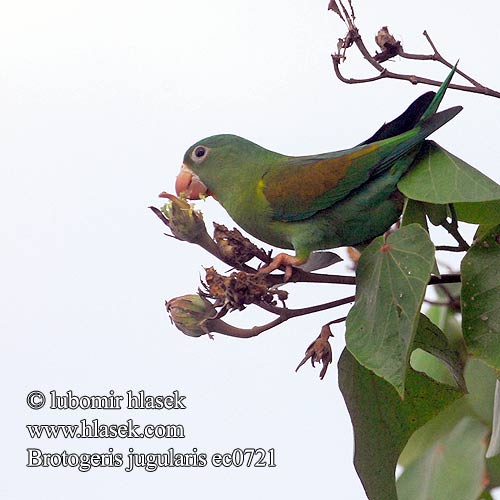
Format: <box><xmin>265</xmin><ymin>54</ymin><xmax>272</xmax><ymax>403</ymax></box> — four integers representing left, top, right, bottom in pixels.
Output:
<box><xmin>1</xmin><ymin>1</ymin><xmax>499</xmax><ymax>499</ymax></box>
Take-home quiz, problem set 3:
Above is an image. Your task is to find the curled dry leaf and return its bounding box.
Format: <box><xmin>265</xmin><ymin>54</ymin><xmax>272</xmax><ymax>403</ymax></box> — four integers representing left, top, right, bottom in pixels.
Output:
<box><xmin>347</xmin><ymin>246</ymin><xmax>361</xmax><ymax>270</ymax></box>
<box><xmin>328</xmin><ymin>0</ymin><xmax>345</xmax><ymax>21</ymax></box>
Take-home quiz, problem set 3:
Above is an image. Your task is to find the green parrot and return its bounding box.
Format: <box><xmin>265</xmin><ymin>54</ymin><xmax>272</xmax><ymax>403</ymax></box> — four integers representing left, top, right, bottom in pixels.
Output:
<box><xmin>172</xmin><ymin>68</ymin><xmax>461</xmax><ymax>278</ymax></box>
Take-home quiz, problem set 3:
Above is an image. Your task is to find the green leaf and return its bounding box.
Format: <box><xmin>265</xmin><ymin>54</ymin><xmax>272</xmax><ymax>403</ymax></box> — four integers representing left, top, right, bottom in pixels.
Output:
<box><xmin>400</xmin><ymin>357</ymin><xmax>497</xmax><ymax>467</ymax></box>
<box><xmin>338</xmin><ymin>348</ymin><xmax>462</xmax><ymax>500</ymax></box>
<box><xmin>398</xmin><ymin>141</ymin><xmax>500</xmax><ymax>204</ymax></box>
<box><xmin>402</xmin><ymin>199</ymin><xmax>428</xmax><ymax>229</ymax></box>
<box><xmin>411</xmin><ymin>349</ymin><xmax>457</xmax><ymax>388</ymax></box>
<box><xmin>422</xmin><ymin>202</ymin><xmax>448</xmax><ymax>226</ymax></box>
<box><xmin>479</xmin><ymin>490</ymin><xmax>495</xmax><ymax>500</ymax></box>
<box><xmin>487</xmin><ymin>453</ymin><xmax>500</xmax><ymax>489</ymax></box>
<box><xmin>401</xmin><ymin>199</ymin><xmax>449</xmax><ymax>229</ymax></box>
<box><xmin>401</xmin><ymin>200</ymin><xmax>440</xmax><ymax>276</ymax></box>
<box><xmin>346</xmin><ymin>224</ymin><xmax>435</xmax><ymax>397</ymax></box>
<box><xmin>487</xmin><ymin>380</ymin><xmax>500</xmax><ymax>458</ymax></box>
<box><xmin>425</xmin><ymin>300</ymin><xmax>463</xmax><ymax>347</ymax></box>
<box><xmin>412</xmin><ymin>314</ymin><xmax>466</xmax><ymax>392</ymax></box>
<box><xmin>396</xmin><ymin>416</ymin><xmax>489</xmax><ymax>500</ymax></box>
<box><xmin>465</xmin><ymin>359</ymin><xmax>498</xmax><ymax>426</ymax></box>
<box><xmin>461</xmin><ymin>224</ymin><xmax>500</xmax><ymax>369</ymax></box>
<box><xmin>398</xmin><ymin>397</ymin><xmax>473</xmax><ymax>467</ymax></box>
<box><xmin>455</xmin><ymin>200</ymin><xmax>500</xmax><ymax>224</ymax></box>
<box><xmin>475</xmin><ymin>224</ymin><xmax>500</xmax><ymax>241</ymax></box>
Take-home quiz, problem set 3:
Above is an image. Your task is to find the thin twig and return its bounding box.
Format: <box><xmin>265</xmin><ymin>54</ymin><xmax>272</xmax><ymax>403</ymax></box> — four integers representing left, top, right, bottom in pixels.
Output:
<box><xmin>330</xmin><ymin>6</ymin><xmax>500</xmax><ymax>98</ymax></box>
<box><xmin>331</xmin><ymin>53</ymin><xmax>500</xmax><ymax>97</ymax></box>
<box><xmin>435</xmin><ymin>245</ymin><xmax>467</xmax><ymax>252</ymax></box>
<box><xmin>326</xmin><ymin>316</ymin><xmax>348</xmax><ymax>326</ymax></box>
<box><xmin>257</xmin><ymin>295</ymin><xmax>355</xmax><ymax>317</ymax></box>
<box><xmin>208</xmin><ymin>295</ymin><xmax>355</xmax><ymax>339</ymax></box>
<box><xmin>421</xmin><ymin>31</ymin><xmax>482</xmax><ymax>87</ymax></box>
<box><xmin>433</xmin><ymin>282</ymin><xmax>461</xmax><ymax>312</ymax></box>
<box><xmin>270</xmin><ymin>271</ymin><xmax>461</xmax><ymax>286</ymax></box>
<box><xmin>207</xmin><ymin>316</ymin><xmax>286</xmax><ymax>338</ymax></box>
<box><xmin>424</xmin><ymin>299</ymin><xmax>451</xmax><ymax>307</ymax></box>
<box><xmin>428</xmin><ymin>274</ymin><xmax>461</xmax><ymax>285</ymax></box>
<box><xmin>436</xmin><ymin>283</ymin><xmax>457</xmax><ymax>301</ymax></box>
<box><xmin>441</xmin><ymin>206</ymin><xmax>471</xmax><ymax>251</ymax></box>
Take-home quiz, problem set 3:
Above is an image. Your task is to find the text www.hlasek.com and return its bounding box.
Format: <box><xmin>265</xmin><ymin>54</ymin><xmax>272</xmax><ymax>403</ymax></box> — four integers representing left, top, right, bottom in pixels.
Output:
<box><xmin>26</xmin><ymin>389</ymin><xmax>277</xmax><ymax>471</ymax></box>
<box><xmin>26</xmin><ymin>419</ymin><xmax>184</xmax><ymax>439</ymax></box>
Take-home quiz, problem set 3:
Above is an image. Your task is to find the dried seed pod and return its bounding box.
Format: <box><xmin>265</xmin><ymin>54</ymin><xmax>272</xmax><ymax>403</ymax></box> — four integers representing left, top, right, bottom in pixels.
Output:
<box><xmin>296</xmin><ymin>324</ymin><xmax>334</xmax><ymax>380</ymax></box>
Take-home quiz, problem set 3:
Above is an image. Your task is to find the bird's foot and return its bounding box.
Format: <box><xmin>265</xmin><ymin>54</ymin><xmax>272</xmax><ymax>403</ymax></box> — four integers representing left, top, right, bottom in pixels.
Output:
<box><xmin>258</xmin><ymin>253</ymin><xmax>306</xmax><ymax>282</ymax></box>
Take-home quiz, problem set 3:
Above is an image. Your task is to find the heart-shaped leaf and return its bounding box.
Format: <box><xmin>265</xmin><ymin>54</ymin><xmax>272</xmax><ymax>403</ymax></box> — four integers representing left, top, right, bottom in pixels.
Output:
<box><xmin>338</xmin><ymin>348</ymin><xmax>462</xmax><ymax>500</ymax></box>
<box><xmin>346</xmin><ymin>224</ymin><xmax>435</xmax><ymax>396</ymax></box>
<box><xmin>398</xmin><ymin>141</ymin><xmax>500</xmax><ymax>204</ymax></box>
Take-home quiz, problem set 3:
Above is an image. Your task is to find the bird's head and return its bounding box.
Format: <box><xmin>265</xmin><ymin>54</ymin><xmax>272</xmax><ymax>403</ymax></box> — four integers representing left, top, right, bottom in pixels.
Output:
<box><xmin>173</xmin><ymin>134</ymin><xmax>272</xmax><ymax>200</ymax></box>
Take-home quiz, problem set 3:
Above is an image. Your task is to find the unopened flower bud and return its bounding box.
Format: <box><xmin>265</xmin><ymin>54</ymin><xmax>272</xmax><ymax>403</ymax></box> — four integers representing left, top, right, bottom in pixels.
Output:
<box><xmin>159</xmin><ymin>193</ymin><xmax>207</xmax><ymax>243</ymax></box>
<box><xmin>166</xmin><ymin>294</ymin><xmax>217</xmax><ymax>337</ymax></box>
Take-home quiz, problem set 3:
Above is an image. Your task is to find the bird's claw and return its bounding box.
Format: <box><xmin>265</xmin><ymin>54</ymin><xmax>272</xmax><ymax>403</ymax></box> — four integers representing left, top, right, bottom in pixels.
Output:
<box><xmin>258</xmin><ymin>253</ymin><xmax>306</xmax><ymax>282</ymax></box>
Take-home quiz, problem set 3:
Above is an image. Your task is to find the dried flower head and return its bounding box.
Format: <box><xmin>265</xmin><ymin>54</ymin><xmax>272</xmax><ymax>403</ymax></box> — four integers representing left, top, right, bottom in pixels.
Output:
<box><xmin>374</xmin><ymin>26</ymin><xmax>402</xmax><ymax>62</ymax></box>
<box><xmin>213</xmin><ymin>223</ymin><xmax>270</xmax><ymax>266</ymax></box>
<box><xmin>203</xmin><ymin>267</ymin><xmax>287</xmax><ymax>311</ymax></box>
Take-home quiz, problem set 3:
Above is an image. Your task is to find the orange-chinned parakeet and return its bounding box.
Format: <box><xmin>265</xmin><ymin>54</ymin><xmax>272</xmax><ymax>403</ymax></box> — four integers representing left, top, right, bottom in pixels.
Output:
<box><xmin>173</xmin><ymin>68</ymin><xmax>461</xmax><ymax>277</ymax></box>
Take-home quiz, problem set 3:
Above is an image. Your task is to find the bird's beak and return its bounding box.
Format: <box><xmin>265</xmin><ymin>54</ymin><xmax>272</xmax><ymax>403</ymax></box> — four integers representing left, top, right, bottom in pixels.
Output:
<box><xmin>174</xmin><ymin>164</ymin><xmax>209</xmax><ymax>200</ymax></box>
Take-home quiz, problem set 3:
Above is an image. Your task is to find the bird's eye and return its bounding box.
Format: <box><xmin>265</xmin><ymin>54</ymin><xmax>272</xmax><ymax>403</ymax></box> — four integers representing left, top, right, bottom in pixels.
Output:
<box><xmin>195</xmin><ymin>146</ymin><xmax>206</xmax><ymax>157</ymax></box>
<box><xmin>191</xmin><ymin>146</ymin><xmax>208</xmax><ymax>162</ymax></box>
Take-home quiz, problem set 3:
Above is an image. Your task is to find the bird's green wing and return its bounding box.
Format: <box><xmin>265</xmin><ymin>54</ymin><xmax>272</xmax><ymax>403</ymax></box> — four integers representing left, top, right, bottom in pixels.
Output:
<box><xmin>262</xmin><ymin>106</ymin><xmax>460</xmax><ymax>222</ymax></box>
<box><xmin>262</xmin><ymin>65</ymin><xmax>459</xmax><ymax>222</ymax></box>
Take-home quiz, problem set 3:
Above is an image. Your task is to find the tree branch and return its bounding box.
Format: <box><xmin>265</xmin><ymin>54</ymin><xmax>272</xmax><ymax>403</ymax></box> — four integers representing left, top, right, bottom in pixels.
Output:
<box><xmin>330</xmin><ymin>2</ymin><xmax>500</xmax><ymax>98</ymax></box>
<box><xmin>151</xmin><ymin>204</ymin><xmax>462</xmax><ymax>288</ymax></box>
<box><xmin>207</xmin><ymin>295</ymin><xmax>355</xmax><ymax>339</ymax></box>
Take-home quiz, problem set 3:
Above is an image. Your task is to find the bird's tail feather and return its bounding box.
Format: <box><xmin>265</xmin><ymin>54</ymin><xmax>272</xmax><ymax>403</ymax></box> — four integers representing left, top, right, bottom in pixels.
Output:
<box><xmin>418</xmin><ymin>105</ymin><xmax>462</xmax><ymax>137</ymax></box>
<box><xmin>370</xmin><ymin>105</ymin><xmax>462</xmax><ymax>178</ymax></box>
<box><xmin>359</xmin><ymin>92</ymin><xmax>435</xmax><ymax>145</ymax></box>
<box><xmin>419</xmin><ymin>63</ymin><xmax>458</xmax><ymax>121</ymax></box>
<box><xmin>359</xmin><ymin>64</ymin><xmax>458</xmax><ymax>146</ymax></box>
